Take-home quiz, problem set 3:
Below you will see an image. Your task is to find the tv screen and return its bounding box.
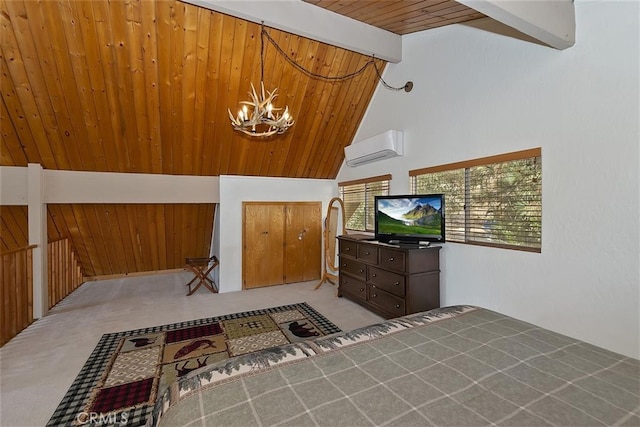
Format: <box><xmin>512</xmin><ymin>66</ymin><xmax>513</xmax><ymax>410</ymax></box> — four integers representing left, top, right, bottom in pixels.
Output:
<box><xmin>374</xmin><ymin>194</ymin><xmax>445</xmax><ymax>245</ymax></box>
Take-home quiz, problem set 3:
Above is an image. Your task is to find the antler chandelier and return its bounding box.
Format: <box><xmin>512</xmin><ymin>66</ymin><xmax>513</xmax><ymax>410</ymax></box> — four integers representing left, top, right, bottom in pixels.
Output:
<box><xmin>229</xmin><ymin>23</ymin><xmax>413</xmax><ymax>138</ymax></box>
<box><xmin>228</xmin><ymin>24</ymin><xmax>294</xmax><ymax>137</ymax></box>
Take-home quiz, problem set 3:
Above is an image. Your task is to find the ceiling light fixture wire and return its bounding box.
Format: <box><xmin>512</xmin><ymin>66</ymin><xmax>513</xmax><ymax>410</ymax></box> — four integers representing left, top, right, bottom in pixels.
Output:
<box><xmin>261</xmin><ymin>25</ymin><xmax>413</xmax><ymax>92</ymax></box>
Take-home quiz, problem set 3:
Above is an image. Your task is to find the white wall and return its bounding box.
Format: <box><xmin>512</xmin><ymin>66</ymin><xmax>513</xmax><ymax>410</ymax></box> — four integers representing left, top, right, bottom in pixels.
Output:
<box><xmin>217</xmin><ymin>175</ymin><xmax>336</xmax><ymax>293</ymax></box>
<box><xmin>0</xmin><ymin>166</ymin><xmax>28</xmax><ymax>205</ymax></box>
<box><xmin>0</xmin><ymin>166</ymin><xmax>220</xmax><ymax>205</ymax></box>
<box><xmin>338</xmin><ymin>1</ymin><xmax>639</xmax><ymax>358</ymax></box>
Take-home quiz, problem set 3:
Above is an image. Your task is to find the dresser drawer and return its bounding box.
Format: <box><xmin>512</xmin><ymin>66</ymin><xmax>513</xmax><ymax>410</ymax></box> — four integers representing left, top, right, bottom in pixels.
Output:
<box><xmin>339</xmin><ymin>256</ymin><xmax>367</xmax><ymax>279</ymax></box>
<box><xmin>339</xmin><ymin>239</ymin><xmax>358</xmax><ymax>258</ymax></box>
<box><xmin>379</xmin><ymin>247</ymin><xmax>406</xmax><ymax>272</ymax></box>
<box><xmin>367</xmin><ymin>286</ymin><xmax>405</xmax><ymax>317</ymax></box>
<box><xmin>357</xmin><ymin>243</ymin><xmax>378</xmax><ymax>264</ymax></box>
<box><xmin>368</xmin><ymin>266</ymin><xmax>405</xmax><ymax>297</ymax></box>
<box><xmin>340</xmin><ymin>275</ymin><xmax>367</xmax><ymax>301</ymax></box>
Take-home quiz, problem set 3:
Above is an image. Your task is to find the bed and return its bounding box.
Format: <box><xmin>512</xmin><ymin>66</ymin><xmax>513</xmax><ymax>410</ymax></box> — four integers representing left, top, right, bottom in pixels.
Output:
<box><xmin>146</xmin><ymin>306</ymin><xmax>639</xmax><ymax>426</ymax></box>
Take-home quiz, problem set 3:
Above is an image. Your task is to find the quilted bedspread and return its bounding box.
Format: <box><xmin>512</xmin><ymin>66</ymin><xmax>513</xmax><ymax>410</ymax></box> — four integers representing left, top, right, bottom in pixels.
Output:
<box><xmin>147</xmin><ymin>305</ymin><xmax>639</xmax><ymax>426</ymax></box>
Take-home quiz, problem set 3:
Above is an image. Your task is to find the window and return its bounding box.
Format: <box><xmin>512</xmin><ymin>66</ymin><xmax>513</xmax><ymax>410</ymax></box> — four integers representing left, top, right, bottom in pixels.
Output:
<box><xmin>339</xmin><ymin>174</ymin><xmax>391</xmax><ymax>232</ymax></box>
<box><xmin>410</xmin><ymin>148</ymin><xmax>541</xmax><ymax>252</ymax></box>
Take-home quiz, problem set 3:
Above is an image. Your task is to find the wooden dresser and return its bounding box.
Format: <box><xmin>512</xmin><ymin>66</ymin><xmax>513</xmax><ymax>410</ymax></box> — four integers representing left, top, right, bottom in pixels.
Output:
<box><xmin>337</xmin><ymin>235</ymin><xmax>441</xmax><ymax>318</ymax></box>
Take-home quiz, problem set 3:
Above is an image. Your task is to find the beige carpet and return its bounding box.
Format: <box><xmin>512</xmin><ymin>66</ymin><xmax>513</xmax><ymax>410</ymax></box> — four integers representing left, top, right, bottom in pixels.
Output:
<box><xmin>0</xmin><ymin>272</ymin><xmax>383</xmax><ymax>427</ymax></box>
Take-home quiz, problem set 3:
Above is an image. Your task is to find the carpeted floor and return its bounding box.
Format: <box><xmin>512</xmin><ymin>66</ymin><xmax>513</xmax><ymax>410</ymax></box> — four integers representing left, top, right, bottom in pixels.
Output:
<box><xmin>47</xmin><ymin>302</ymin><xmax>340</xmax><ymax>426</ymax></box>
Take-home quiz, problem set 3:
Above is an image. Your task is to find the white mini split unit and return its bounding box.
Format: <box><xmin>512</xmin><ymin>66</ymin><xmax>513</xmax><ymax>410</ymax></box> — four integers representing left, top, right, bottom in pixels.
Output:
<box><xmin>344</xmin><ymin>130</ymin><xmax>404</xmax><ymax>167</ymax></box>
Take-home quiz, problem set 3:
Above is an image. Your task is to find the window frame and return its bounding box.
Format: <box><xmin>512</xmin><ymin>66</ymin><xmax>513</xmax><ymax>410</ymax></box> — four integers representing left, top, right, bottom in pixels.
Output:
<box><xmin>410</xmin><ymin>148</ymin><xmax>542</xmax><ymax>253</ymax></box>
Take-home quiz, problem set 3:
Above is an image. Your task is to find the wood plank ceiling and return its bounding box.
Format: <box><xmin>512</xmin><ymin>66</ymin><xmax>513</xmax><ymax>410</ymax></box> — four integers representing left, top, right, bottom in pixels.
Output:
<box><xmin>303</xmin><ymin>0</ymin><xmax>487</xmax><ymax>35</ymax></box>
<box><xmin>0</xmin><ymin>0</ymin><xmax>486</xmax><ymax>278</ymax></box>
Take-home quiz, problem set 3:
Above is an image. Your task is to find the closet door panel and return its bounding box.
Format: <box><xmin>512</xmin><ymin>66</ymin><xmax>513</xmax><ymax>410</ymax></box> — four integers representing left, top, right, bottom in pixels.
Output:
<box><xmin>284</xmin><ymin>203</ymin><xmax>321</xmax><ymax>284</ymax></box>
<box><xmin>284</xmin><ymin>204</ymin><xmax>304</xmax><ymax>284</ymax></box>
<box><xmin>243</xmin><ymin>203</ymin><xmax>285</xmax><ymax>289</ymax></box>
<box><xmin>301</xmin><ymin>203</ymin><xmax>321</xmax><ymax>282</ymax></box>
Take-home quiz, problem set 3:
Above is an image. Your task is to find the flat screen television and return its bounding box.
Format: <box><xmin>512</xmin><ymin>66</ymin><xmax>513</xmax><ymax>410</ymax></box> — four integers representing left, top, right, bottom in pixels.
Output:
<box><xmin>374</xmin><ymin>194</ymin><xmax>445</xmax><ymax>246</ymax></box>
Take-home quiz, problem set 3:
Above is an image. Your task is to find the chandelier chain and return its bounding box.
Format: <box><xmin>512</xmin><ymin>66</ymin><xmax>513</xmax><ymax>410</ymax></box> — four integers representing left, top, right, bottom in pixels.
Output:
<box><xmin>260</xmin><ymin>23</ymin><xmax>265</xmax><ymax>83</ymax></box>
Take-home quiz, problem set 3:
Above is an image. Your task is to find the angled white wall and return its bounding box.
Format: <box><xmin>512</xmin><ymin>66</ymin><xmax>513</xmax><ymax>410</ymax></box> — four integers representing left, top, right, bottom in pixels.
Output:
<box><xmin>338</xmin><ymin>1</ymin><xmax>640</xmax><ymax>358</ymax></box>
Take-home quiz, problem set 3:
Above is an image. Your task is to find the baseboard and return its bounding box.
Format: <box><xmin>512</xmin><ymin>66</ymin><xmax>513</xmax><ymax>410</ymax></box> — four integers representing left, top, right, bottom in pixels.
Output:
<box><xmin>84</xmin><ymin>268</ymin><xmax>186</xmax><ymax>282</ymax></box>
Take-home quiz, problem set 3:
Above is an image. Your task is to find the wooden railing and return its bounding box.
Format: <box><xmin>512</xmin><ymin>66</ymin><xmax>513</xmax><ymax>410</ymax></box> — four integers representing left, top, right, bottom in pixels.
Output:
<box><xmin>48</xmin><ymin>238</ymin><xmax>84</xmax><ymax>309</ymax></box>
<box><xmin>0</xmin><ymin>245</ymin><xmax>35</xmax><ymax>347</ymax></box>
<box><xmin>1</xmin><ymin>238</ymin><xmax>84</xmax><ymax>346</ymax></box>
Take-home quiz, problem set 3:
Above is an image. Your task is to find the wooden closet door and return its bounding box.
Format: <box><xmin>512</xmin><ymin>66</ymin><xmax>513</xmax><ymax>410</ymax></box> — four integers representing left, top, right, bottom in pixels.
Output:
<box><xmin>243</xmin><ymin>203</ymin><xmax>285</xmax><ymax>289</ymax></box>
<box><xmin>284</xmin><ymin>203</ymin><xmax>321</xmax><ymax>284</ymax></box>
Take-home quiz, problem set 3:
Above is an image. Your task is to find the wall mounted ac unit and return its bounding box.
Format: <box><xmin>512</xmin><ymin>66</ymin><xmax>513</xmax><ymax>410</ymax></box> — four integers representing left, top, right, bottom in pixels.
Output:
<box><xmin>344</xmin><ymin>130</ymin><xmax>404</xmax><ymax>167</ymax></box>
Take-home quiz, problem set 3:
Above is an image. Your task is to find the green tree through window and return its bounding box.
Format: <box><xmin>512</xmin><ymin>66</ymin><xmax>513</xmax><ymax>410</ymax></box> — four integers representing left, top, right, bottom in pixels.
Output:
<box><xmin>411</xmin><ymin>149</ymin><xmax>541</xmax><ymax>252</ymax></box>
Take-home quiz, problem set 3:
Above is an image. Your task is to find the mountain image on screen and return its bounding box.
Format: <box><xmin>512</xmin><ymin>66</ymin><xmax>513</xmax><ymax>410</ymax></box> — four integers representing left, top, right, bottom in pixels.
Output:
<box><xmin>378</xmin><ymin>199</ymin><xmax>442</xmax><ymax>236</ymax></box>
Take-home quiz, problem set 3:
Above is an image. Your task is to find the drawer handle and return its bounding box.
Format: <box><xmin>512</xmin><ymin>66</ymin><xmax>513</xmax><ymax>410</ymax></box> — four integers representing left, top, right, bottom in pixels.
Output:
<box><xmin>394</xmin><ymin>281</ymin><xmax>400</xmax><ymax>286</ymax></box>
<box><xmin>395</xmin><ymin>304</ymin><xmax>401</xmax><ymax>309</ymax></box>
<box><xmin>371</xmin><ymin>273</ymin><xmax>377</xmax><ymax>278</ymax></box>
<box><xmin>372</xmin><ymin>293</ymin><xmax>377</xmax><ymax>298</ymax></box>
<box><xmin>342</xmin><ymin>263</ymin><xmax>347</xmax><ymax>267</ymax></box>
<box><xmin>359</xmin><ymin>268</ymin><xmax>365</xmax><ymax>273</ymax></box>
<box><xmin>345</xmin><ymin>247</ymin><xmax>350</xmax><ymax>251</ymax></box>
<box><xmin>365</xmin><ymin>251</ymin><xmax>371</xmax><ymax>255</ymax></box>
<box><xmin>342</xmin><ymin>280</ymin><xmax>347</xmax><ymax>284</ymax></box>
<box><xmin>371</xmin><ymin>284</ymin><xmax>376</xmax><ymax>288</ymax></box>
<box><xmin>388</xmin><ymin>257</ymin><xmax>395</xmax><ymax>262</ymax></box>
<box><xmin>359</xmin><ymin>288</ymin><xmax>364</xmax><ymax>292</ymax></box>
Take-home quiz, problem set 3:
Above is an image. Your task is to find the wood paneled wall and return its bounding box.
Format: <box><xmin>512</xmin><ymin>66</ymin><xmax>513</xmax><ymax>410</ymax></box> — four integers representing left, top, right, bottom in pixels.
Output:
<box><xmin>48</xmin><ymin>238</ymin><xmax>84</xmax><ymax>309</ymax></box>
<box><xmin>0</xmin><ymin>206</ymin><xmax>29</xmax><ymax>252</ymax></box>
<box><xmin>47</xmin><ymin>204</ymin><xmax>215</xmax><ymax>277</ymax></box>
<box><xmin>0</xmin><ymin>245</ymin><xmax>33</xmax><ymax>346</ymax></box>
<box><xmin>0</xmin><ymin>203</ymin><xmax>214</xmax><ymax>277</ymax></box>
<box><xmin>0</xmin><ymin>237</ymin><xmax>84</xmax><ymax>346</ymax></box>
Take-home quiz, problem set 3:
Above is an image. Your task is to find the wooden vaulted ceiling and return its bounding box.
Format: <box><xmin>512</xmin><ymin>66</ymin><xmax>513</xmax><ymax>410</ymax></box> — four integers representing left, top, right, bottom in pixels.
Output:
<box><xmin>1</xmin><ymin>0</ymin><xmax>383</xmax><ymax>177</ymax></box>
<box><xmin>0</xmin><ymin>0</ymin><xmax>486</xmax><ymax>278</ymax></box>
<box><xmin>304</xmin><ymin>0</ymin><xmax>486</xmax><ymax>35</ymax></box>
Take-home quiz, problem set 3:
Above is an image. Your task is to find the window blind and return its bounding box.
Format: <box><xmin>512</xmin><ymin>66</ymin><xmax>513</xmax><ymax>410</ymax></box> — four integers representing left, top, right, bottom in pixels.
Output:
<box><xmin>410</xmin><ymin>149</ymin><xmax>541</xmax><ymax>252</ymax></box>
<box><xmin>339</xmin><ymin>175</ymin><xmax>391</xmax><ymax>232</ymax></box>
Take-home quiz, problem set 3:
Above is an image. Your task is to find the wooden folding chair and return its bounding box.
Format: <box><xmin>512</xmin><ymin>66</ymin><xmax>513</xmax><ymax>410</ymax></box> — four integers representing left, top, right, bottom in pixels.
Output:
<box><xmin>184</xmin><ymin>255</ymin><xmax>219</xmax><ymax>296</ymax></box>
